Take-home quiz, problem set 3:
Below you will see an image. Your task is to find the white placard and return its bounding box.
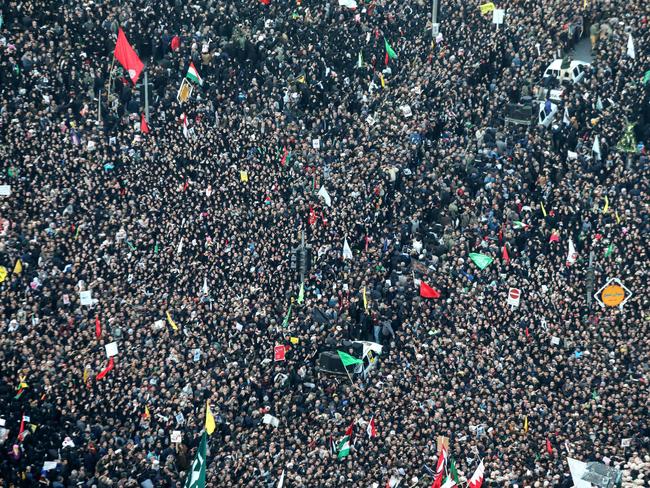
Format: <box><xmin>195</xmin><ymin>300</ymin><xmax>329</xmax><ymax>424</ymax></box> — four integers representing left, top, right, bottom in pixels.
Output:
<box><xmin>105</xmin><ymin>341</ymin><xmax>119</xmax><ymax>358</ymax></box>
<box><xmin>171</xmin><ymin>431</ymin><xmax>182</xmax><ymax>443</ymax></box>
<box><xmin>0</xmin><ymin>418</ymin><xmax>5</xmax><ymax>427</ymax></box>
<box><xmin>262</xmin><ymin>414</ymin><xmax>280</xmax><ymax>428</ymax></box>
<box><xmin>551</xmin><ymin>336</ymin><xmax>560</xmax><ymax>346</ymax></box>
<box><xmin>492</xmin><ymin>9</ymin><xmax>505</xmax><ymax>24</ymax></box>
<box><xmin>312</xmin><ymin>138</ymin><xmax>321</xmax><ymax>149</ymax></box>
<box><xmin>0</xmin><ymin>185</ymin><xmax>11</xmax><ymax>196</ymax></box>
<box><xmin>43</xmin><ymin>461</ymin><xmax>58</xmax><ymax>471</ymax></box>
<box><xmin>400</xmin><ymin>105</ymin><xmax>412</xmax><ymax>117</ymax></box>
<box><xmin>175</xmin><ymin>412</ymin><xmax>185</xmax><ymax>425</ymax></box>
<box><xmin>621</xmin><ymin>438</ymin><xmax>632</xmax><ymax>447</ymax></box>
<box><xmin>23</xmin><ymin>415</ymin><xmax>30</xmax><ymax>422</ymax></box>
<box><xmin>79</xmin><ymin>290</ymin><xmax>93</xmax><ymax>306</ymax></box>
<box><xmin>366</xmin><ymin>115</ymin><xmax>376</xmax><ymax>125</ymax></box>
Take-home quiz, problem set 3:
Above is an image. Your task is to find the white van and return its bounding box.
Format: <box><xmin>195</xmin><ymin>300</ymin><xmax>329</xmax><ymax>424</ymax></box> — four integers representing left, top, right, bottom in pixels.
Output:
<box><xmin>543</xmin><ymin>59</ymin><xmax>590</xmax><ymax>85</ymax></box>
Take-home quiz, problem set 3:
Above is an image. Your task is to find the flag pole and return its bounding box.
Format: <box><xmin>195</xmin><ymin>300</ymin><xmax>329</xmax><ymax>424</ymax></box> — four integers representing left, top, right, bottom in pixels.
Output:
<box><xmin>144</xmin><ymin>68</ymin><xmax>149</xmax><ymax>123</ymax></box>
<box><xmin>106</xmin><ymin>56</ymin><xmax>116</xmax><ymax>113</ymax></box>
<box><xmin>344</xmin><ymin>364</ymin><xmax>354</xmax><ymax>385</ymax></box>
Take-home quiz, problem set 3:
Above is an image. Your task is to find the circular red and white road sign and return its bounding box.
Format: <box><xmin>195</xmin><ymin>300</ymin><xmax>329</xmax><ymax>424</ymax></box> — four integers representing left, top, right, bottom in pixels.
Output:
<box><xmin>509</xmin><ymin>288</ymin><xmax>520</xmax><ymax>300</ymax></box>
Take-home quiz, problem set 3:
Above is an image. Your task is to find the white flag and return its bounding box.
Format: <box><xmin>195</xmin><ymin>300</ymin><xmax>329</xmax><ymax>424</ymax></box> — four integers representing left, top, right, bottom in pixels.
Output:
<box><xmin>317</xmin><ymin>186</ymin><xmax>332</xmax><ymax>207</ymax></box>
<box><xmin>338</xmin><ymin>0</ymin><xmax>358</xmax><ymax>8</ymax></box>
<box><xmin>277</xmin><ymin>470</ymin><xmax>285</xmax><ymax>488</ymax></box>
<box><xmin>567</xmin><ymin>239</ymin><xmax>578</xmax><ymax>266</ymax></box>
<box><xmin>592</xmin><ymin>136</ymin><xmax>601</xmax><ymax>160</ymax></box>
<box><xmin>627</xmin><ymin>33</ymin><xmax>635</xmax><ymax>59</ymax></box>
<box><xmin>177</xmin><ymin>237</ymin><xmax>184</xmax><ymax>255</ymax></box>
<box><xmin>182</xmin><ymin>114</ymin><xmax>190</xmax><ymax>139</ymax></box>
<box><xmin>563</xmin><ymin>107</ymin><xmax>571</xmax><ymax>125</ymax></box>
<box><xmin>596</xmin><ymin>96</ymin><xmax>603</xmax><ymax>111</ymax></box>
<box><xmin>343</xmin><ymin>238</ymin><xmax>353</xmax><ymax>260</ymax></box>
<box><xmin>202</xmin><ymin>277</ymin><xmax>209</xmax><ymax>295</ymax></box>
<box><xmin>440</xmin><ymin>478</ymin><xmax>457</xmax><ymax>488</ymax></box>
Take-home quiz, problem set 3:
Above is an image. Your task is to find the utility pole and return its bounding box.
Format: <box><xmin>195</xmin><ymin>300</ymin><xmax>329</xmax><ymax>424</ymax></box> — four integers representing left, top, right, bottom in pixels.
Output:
<box><xmin>98</xmin><ymin>89</ymin><xmax>102</xmax><ymax>124</ymax></box>
<box><xmin>144</xmin><ymin>70</ymin><xmax>150</xmax><ymax>122</ymax></box>
<box><xmin>431</xmin><ymin>0</ymin><xmax>440</xmax><ymax>39</ymax></box>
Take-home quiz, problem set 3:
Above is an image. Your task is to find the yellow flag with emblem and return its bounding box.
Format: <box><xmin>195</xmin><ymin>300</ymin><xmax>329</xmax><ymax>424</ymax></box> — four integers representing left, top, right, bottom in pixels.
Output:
<box><xmin>479</xmin><ymin>2</ymin><xmax>495</xmax><ymax>14</ymax></box>
<box><xmin>205</xmin><ymin>401</ymin><xmax>216</xmax><ymax>435</ymax></box>
<box><xmin>13</xmin><ymin>259</ymin><xmax>22</xmax><ymax>274</ymax></box>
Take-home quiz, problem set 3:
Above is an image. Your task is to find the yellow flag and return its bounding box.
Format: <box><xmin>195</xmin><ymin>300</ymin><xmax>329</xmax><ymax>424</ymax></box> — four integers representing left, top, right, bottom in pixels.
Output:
<box><xmin>144</xmin><ymin>405</ymin><xmax>150</xmax><ymax>419</ymax></box>
<box><xmin>523</xmin><ymin>415</ymin><xmax>529</xmax><ymax>433</ymax></box>
<box><xmin>205</xmin><ymin>401</ymin><xmax>216</xmax><ymax>435</ymax></box>
<box><xmin>83</xmin><ymin>369</ymin><xmax>89</xmax><ymax>383</ymax></box>
<box><xmin>479</xmin><ymin>2</ymin><xmax>495</xmax><ymax>14</ymax></box>
<box><xmin>0</xmin><ymin>266</ymin><xmax>7</xmax><ymax>283</ymax></box>
<box><xmin>602</xmin><ymin>195</ymin><xmax>609</xmax><ymax>214</ymax></box>
<box><xmin>166</xmin><ymin>311</ymin><xmax>179</xmax><ymax>331</ymax></box>
<box><xmin>615</xmin><ymin>210</ymin><xmax>621</xmax><ymax>224</ymax></box>
<box><xmin>290</xmin><ymin>337</ymin><xmax>299</xmax><ymax>345</ymax></box>
<box><xmin>362</xmin><ymin>287</ymin><xmax>368</xmax><ymax>311</ymax></box>
<box><xmin>541</xmin><ymin>202</ymin><xmax>547</xmax><ymax>217</ymax></box>
<box><xmin>13</xmin><ymin>259</ymin><xmax>22</xmax><ymax>274</ymax></box>
<box><xmin>240</xmin><ymin>170</ymin><xmax>249</xmax><ymax>183</ymax></box>
<box><xmin>379</xmin><ymin>73</ymin><xmax>385</xmax><ymax>89</ymax></box>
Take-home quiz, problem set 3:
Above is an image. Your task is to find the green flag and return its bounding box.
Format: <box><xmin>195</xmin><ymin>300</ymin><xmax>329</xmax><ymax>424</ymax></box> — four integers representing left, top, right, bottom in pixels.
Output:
<box><xmin>337</xmin><ymin>435</ymin><xmax>351</xmax><ymax>459</ymax></box>
<box><xmin>469</xmin><ymin>253</ymin><xmax>494</xmax><ymax>270</ymax></box>
<box><xmin>154</xmin><ymin>242</ymin><xmax>159</xmax><ymax>254</ymax></box>
<box><xmin>513</xmin><ymin>220</ymin><xmax>526</xmax><ymax>229</ymax></box>
<box><xmin>384</xmin><ymin>39</ymin><xmax>397</xmax><ymax>59</ymax></box>
<box><xmin>337</xmin><ymin>350</ymin><xmax>362</xmax><ymax>367</ymax></box>
<box><xmin>297</xmin><ymin>282</ymin><xmax>305</xmax><ymax>304</ymax></box>
<box><xmin>616</xmin><ymin>123</ymin><xmax>638</xmax><ymax>153</ymax></box>
<box><xmin>642</xmin><ymin>69</ymin><xmax>650</xmax><ymax>84</ymax></box>
<box><xmin>183</xmin><ymin>432</ymin><xmax>207</xmax><ymax>488</ymax></box>
<box><xmin>282</xmin><ymin>303</ymin><xmax>293</xmax><ymax>327</ymax></box>
<box><xmin>604</xmin><ymin>243</ymin><xmax>614</xmax><ymax>258</ymax></box>
<box><xmin>450</xmin><ymin>457</ymin><xmax>460</xmax><ymax>483</ymax></box>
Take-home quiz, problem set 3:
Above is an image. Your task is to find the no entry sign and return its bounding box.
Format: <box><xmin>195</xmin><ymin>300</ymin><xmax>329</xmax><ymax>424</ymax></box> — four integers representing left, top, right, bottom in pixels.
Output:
<box><xmin>507</xmin><ymin>287</ymin><xmax>521</xmax><ymax>307</ymax></box>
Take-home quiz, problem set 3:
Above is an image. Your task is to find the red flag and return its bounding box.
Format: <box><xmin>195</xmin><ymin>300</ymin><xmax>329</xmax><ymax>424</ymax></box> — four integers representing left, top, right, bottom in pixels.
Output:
<box><xmin>95</xmin><ymin>316</ymin><xmax>101</xmax><ymax>339</ymax></box>
<box><xmin>525</xmin><ymin>326</ymin><xmax>530</xmax><ymax>341</ymax></box>
<box><xmin>140</xmin><ymin>113</ymin><xmax>150</xmax><ymax>134</ymax></box>
<box><xmin>308</xmin><ymin>206</ymin><xmax>318</xmax><ymax>225</ymax></box>
<box><xmin>280</xmin><ymin>146</ymin><xmax>288</xmax><ymax>165</ymax></box>
<box><xmin>170</xmin><ymin>35</ymin><xmax>181</xmax><ymax>52</ymax></box>
<box><xmin>546</xmin><ymin>437</ymin><xmax>553</xmax><ymax>454</ymax></box>
<box><xmin>420</xmin><ymin>281</ymin><xmax>441</xmax><ymax>299</ymax></box>
<box><xmin>385</xmin><ymin>51</ymin><xmax>389</xmax><ymax>66</ymax></box>
<box><xmin>96</xmin><ymin>358</ymin><xmax>115</xmax><ymax>380</ymax></box>
<box><xmin>468</xmin><ymin>460</ymin><xmax>485</xmax><ymax>488</ymax></box>
<box><xmin>502</xmin><ymin>245</ymin><xmax>510</xmax><ymax>263</ymax></box>
<box><xmin>260</xmin><ymin>0</ymin><xmax>271</xmax><ymax>4</ymax></box>
<box><xmin>114</xmin><ymin>28</ymin><xmax>144</xmax><ymax>84</ymax></box>
<box><xmin>17</xmin><ymin>414</ymin><xmax>25</xmax><ymax>441</ymax></box>
<box><xmin>345</xmin><ymin>420</ymin><xmax>354</xmax><ymax>438</ymax></box>
<box><xmin>431</xmin><ymin>446</ymin><xmax>448</xmax><ymax>488</ymax></box>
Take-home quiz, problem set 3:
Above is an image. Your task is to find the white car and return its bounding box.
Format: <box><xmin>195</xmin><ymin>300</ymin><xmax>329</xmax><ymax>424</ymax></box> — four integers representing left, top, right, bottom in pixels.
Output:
<box><xmin>538</xmin><ymin>100</ymin><xmax>558</xmax><ymax>127</ymax></box>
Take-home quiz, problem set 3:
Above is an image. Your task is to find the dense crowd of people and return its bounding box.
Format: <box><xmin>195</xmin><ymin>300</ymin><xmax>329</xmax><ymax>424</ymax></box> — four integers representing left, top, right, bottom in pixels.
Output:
<box><xmin>1</xmin><ymin>0</ymin><xmax>649</xmax><ymax>486</ymax></box>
